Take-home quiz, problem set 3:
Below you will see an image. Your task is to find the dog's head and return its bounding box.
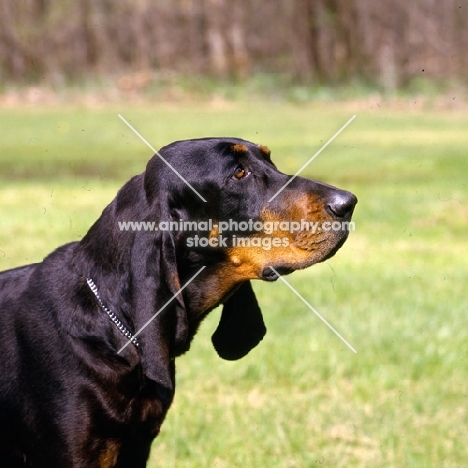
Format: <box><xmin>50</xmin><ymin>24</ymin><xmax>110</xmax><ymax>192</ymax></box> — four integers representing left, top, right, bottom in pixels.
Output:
<box><xmin>142</xmin><ymin>138</ymin><xmax>357</xmax><ymax>360</ymax></box>
<box><xmin>145</xmin><ymin>138</ymin><xmax>356</xmax><ymax>276</ymax></box>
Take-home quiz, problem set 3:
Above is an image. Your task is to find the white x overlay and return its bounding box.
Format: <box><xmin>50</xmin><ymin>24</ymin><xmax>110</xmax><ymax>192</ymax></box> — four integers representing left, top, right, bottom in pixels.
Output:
<box><xmin>117</xmin><ymin>113</ymin><xmax>357</xmax><ymax>353</ymax></box>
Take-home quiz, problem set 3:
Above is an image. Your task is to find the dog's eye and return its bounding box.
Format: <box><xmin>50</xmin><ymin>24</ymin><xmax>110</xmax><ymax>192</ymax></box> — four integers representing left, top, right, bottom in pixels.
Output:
<box><xmin>233</xmin><ymin>165</ymin><xmax>248</xmax><ymax>180</ymax></box>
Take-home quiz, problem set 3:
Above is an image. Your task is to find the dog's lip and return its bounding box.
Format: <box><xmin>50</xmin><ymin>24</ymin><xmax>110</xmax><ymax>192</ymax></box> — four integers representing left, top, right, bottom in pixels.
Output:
<box><xmin>317</xmin><ymin>233</ymin><xmax>349</xmax><ymax>263</ymax></box>
<box><xmin>261</xmin><ymin>265</ymin><xmax>295</xmax><ymax>281</ymax></box>
<box><xmin>293</xmin><ymin>226</ymin><xmax>350</xmax><ymax>252</ymax></box>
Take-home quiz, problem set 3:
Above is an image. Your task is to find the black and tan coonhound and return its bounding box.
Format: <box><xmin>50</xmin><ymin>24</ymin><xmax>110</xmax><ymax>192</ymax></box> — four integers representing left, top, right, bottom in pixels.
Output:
<box><xmin>0</xmin><ymin>137</ymin><xmax>356</xmax><ymax>467</ymax></box>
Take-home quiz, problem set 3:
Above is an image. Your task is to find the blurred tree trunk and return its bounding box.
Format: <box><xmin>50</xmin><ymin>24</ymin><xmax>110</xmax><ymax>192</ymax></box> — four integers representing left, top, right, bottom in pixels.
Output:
<box><xmin>291</xmin><ymin>0</ymin><xmax>315</xmax><ymax>82</ymax></box>
<box><xmin>79</xmin><ymin>0</ymin><xmax>98</xmax><ymax>67</ymax></box>
<box><xmin>204</xmin><ymin>0</ymin><xmax>228</xmax><ymax>78</ymax></box>
<box><xmin>228</xmin><ymin>1</ymin><xmax>250</xmax><ymax>80</ymax></box>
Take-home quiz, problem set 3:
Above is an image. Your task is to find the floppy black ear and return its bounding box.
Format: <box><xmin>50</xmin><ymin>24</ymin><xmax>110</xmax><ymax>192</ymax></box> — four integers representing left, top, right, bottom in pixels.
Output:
<box><xmin>211</xmin><ymin>281</ymin><xmax>266</xmax><ymax>360</ymax></box>
<box><xmin>131</xmin><ymin>228</ymin><xmax>188</xmax><ymax>389</ymax></box>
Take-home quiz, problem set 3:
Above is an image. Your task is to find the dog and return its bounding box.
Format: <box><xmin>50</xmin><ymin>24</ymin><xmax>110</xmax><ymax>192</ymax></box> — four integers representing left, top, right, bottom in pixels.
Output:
<box><xmin>0</xmin><ymin>137</ymin><xmax>356</xmax><ymax>467</ymax></box>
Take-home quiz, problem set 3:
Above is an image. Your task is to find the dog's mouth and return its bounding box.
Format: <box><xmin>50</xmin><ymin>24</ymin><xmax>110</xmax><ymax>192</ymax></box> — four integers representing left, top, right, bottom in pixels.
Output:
<box><xmin>259</xmin><ymin>226</ymin><xmax>351</xmax><ymax>281</ymax></box>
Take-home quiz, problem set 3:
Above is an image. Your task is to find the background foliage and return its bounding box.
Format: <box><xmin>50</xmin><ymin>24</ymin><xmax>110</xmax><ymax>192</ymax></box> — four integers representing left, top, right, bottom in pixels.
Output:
<box><xmin>1</xmin><ymin>0</ymin><xmax>468</xmax><ymax>90</ymax></box>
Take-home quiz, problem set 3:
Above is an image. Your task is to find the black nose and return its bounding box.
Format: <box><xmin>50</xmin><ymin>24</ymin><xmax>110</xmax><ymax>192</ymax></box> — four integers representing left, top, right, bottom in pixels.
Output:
<box><xmin>326</xmin><ymin>190</ymin><xmax>357</xmax><ymax>219</ymax></box>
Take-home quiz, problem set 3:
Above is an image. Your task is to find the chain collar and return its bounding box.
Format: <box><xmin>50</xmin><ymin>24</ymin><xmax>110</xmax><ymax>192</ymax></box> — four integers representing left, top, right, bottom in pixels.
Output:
<box><xmin>86</xmin><ymin>278</ymin><xmax>140</xmax><ymax>348</ymax></box>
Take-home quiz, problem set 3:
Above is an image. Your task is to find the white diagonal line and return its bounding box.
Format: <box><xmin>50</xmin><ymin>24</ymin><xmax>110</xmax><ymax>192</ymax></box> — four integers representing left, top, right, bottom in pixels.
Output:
<box><xmin>118</xmin><ymin>114</ymin><xmax>207</xmax><ymax>202</ymax></box>
<box><xmin>268</xmin><ymin>266</ymin><xmax>357</xmax><ymax>353</ymax></box>
<box><xmin>118</xmin><ymin>266</ymin><xmax>206</xmax><ymax>354</ymax></box>
<box><xmin>268</xmin><ymin>115</ymin><xmax>356</xmax><ymax>202</ymax></box>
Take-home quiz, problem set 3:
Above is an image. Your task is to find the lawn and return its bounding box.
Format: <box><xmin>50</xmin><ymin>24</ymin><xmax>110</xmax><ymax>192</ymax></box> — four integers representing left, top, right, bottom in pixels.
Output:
<box><xmin>1</xmin><ymin>101</ymin><xmax>467</xmax><ymax>467</ymax></box>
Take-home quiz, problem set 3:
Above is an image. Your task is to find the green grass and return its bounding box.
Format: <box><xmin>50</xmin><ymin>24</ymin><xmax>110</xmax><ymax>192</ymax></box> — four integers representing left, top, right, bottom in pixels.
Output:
<box><xmin>1</xmin><ymin>102</ymin><xmax>467</xmax><ymax>467</ymax></box>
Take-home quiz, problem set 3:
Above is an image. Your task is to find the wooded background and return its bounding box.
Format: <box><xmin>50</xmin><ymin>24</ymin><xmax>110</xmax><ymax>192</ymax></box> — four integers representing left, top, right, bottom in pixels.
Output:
<box><xmin>1</xmin><ymin>0</ymin><xmax>467</xmax><ymax>89</ymax></box>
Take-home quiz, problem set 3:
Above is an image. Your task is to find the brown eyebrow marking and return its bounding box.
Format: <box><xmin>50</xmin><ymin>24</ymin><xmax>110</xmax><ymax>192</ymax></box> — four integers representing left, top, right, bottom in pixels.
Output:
<box><xmin>258</xmin><ymin>145</ymin><xmax>271</xmax><ymax>157</ymax></box>
<box><xmin>231</xmin><ymin>144</ymin><xmax>248</xmax><ymax>153</ymax></box>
